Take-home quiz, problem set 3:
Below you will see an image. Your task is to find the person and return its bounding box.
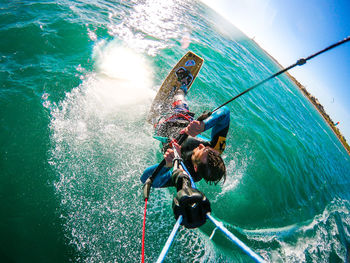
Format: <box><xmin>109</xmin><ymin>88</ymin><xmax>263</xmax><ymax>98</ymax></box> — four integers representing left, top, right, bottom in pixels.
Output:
<box><xmin>141</xmin><ymin>75</ymin><xmax>230</xmax><ymax>188</ymax></box>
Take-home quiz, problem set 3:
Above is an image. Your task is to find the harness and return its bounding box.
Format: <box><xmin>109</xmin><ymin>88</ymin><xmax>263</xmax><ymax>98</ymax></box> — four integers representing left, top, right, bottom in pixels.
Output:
<box><xmin>154</xmin><ymin>112</ymin><xmax>193</xmax><ymax>129</ymax></box>
<box><xmin>153</xmin><ymin>110</ymin><xmax>194</xmax><ymax>145</ymax></box>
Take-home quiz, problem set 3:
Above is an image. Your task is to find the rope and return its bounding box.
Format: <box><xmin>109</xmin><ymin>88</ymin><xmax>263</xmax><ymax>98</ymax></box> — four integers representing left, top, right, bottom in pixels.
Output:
<box><xmin>209</xmin><ymin>227</ymin><xmax>218</xmax><ymax>240</ymax></box>
<box><xmin>212</xmin><ymin>36</ymin><xmax>350</xmax><ymax>113</ymax></box>
<box><xmin>180</xmin><ymin>161</ymin><xmax>196</xmax><ymax>189</ymax></box>
<box><xmin>207</xmin><ymin>214</ymin><xmax>265</xmax><ymax>263</ymax></box>
<box><xmin>156</xmin><ymin>215</ymin><xmax>183</xmax><ymax>263</ymax></box>
<box><xmin>141</xmin><ymin>198</ymin><xmax>148</xmax><ymax>263</ymax></box>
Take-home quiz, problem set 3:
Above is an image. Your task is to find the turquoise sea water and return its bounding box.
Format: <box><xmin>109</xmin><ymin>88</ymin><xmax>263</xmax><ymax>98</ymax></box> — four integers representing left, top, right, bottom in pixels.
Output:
<box><xmin>1</xmin><ymin>1</ymin><xmax>350</xmax><ymax>262</ymax></box>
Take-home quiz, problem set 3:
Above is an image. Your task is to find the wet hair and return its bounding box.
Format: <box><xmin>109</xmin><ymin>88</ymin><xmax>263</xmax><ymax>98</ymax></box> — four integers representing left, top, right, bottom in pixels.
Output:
<box><xmin>196</xmin><ymin>148</ymin><xmax>226</xmax><ymax>185</ymax></box>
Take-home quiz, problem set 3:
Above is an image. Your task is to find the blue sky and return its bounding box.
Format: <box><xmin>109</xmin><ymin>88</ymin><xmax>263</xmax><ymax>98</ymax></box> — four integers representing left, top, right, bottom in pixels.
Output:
<box><xmin>201</xmin><ymin>0</ymin><xmax>350</xmax><ymax>141</ymax></box>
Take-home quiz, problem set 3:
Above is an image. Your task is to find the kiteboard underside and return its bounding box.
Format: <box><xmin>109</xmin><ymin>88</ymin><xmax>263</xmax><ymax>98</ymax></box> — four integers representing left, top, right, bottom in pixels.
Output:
<box><xmin>148</xmin><ymin>51</ymin><xmax>204</xmax><ymax>125</ymax></box>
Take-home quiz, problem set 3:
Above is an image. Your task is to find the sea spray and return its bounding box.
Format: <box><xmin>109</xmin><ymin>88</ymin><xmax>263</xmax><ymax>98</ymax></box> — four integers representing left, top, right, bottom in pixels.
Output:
<box><xmin>49</xmin><ymin>42</ymin><xmax>157</xmax><ymax>261</ymax></box>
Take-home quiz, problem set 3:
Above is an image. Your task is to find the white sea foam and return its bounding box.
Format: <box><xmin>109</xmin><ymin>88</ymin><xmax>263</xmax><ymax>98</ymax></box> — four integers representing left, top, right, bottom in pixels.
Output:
<box><xmin>239</xmin><ymin>198</ymin><xmax>350</xmax><ymax>262</ymax></box>
<box><xmin>49</xmin><ymin>41</ymin><xmax>159</xmax><ymax>262</ymax></box>
<box><xmin>107</xmin><ymin>0</ymin><xmax>194</xmax><ymax>56</ymax></box>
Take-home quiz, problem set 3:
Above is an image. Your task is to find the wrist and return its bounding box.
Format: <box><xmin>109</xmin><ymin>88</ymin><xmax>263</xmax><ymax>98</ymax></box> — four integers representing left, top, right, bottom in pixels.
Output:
<box><xmin>165</xmin><ymin>162</ymin><xmax>173</xmax><ymax>168</ymax></box>
<box><xmin>200</xmin><ymin>121</ymin><xmax>205</xmax><ymax>132</ymax></box>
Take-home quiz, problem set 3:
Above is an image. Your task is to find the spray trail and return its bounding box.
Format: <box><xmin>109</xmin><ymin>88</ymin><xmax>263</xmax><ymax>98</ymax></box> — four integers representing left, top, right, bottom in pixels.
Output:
<box><xmin>49</xmin><ymin>41</ymin><xmax>159</xmax><ymax>261</ymax></box>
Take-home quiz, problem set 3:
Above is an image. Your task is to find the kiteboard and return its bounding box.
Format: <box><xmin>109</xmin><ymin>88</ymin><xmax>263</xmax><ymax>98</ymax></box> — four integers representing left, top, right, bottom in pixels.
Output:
<box><xmin>148</xmin><ymin>51</ymin><xmax>204</xmax><ymax>125</ymax></box>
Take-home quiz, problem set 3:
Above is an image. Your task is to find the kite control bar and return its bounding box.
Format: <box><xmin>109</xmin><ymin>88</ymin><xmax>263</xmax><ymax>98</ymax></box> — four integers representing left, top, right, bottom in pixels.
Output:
<box><xmin>142</xmin><ymin>111</ymin><xmax>210</xmax><ymax>200</ymax></box>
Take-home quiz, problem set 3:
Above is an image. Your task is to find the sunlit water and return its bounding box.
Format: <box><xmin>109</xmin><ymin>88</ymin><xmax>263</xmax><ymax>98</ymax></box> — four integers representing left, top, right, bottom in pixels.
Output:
<box><xmin>1</xmin><ymin>0</ymin><xmax>350</xmax><ymax>262</ymax></box>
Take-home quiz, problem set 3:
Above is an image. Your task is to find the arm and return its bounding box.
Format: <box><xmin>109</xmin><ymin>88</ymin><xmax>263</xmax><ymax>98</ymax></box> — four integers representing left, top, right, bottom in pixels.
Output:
<box><xmin>183</xmin><ymin>107</ymin><xmax>230</xmax><ymax>153</ymax></box>
<box><xmin>203</xmin><ymin>106</ymin><xmax>230</xmax><ymax>153</ymax></box>
<box><xmin>140</xmin><ymin>164</ymin><xmax>172</xmax><ymax>188</ymax></box>
<box><xmin>181</xmin><ymin>107</ymin><xmax>230</xmax><ymax>153</ymax></box>
<box><xmin>140</xmin><ymin>142</ymin><xmax>182</xmax><ymax>188</ymax></box>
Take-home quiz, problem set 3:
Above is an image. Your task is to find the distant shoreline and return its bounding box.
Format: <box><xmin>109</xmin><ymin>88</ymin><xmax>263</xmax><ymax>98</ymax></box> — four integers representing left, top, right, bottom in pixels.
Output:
<box><xmin>250</xmin><ymin>39</ymin><xmax>350</xmax><ymax>156</ymax></box>
<box><xmin>285</xmin><ymin>72</ymin><xmax>350</xmax><ymax>156</ymax></box>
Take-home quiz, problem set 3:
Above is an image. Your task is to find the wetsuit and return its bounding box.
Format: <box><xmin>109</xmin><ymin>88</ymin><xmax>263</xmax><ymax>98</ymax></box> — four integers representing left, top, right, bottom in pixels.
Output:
<box><xmin>140</xmin><ymin>106</ymin><xmax>230</xmax><ymax>188</ymax></box>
